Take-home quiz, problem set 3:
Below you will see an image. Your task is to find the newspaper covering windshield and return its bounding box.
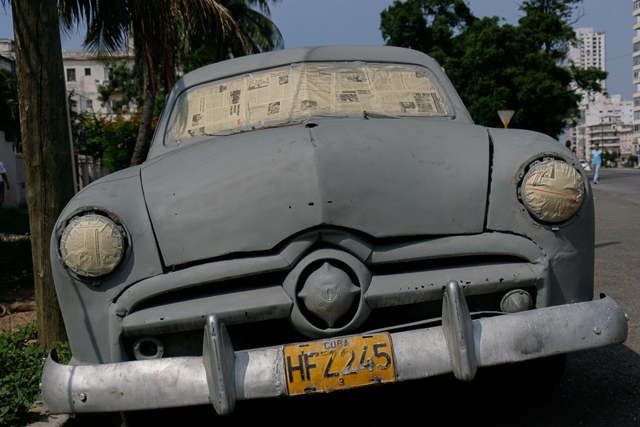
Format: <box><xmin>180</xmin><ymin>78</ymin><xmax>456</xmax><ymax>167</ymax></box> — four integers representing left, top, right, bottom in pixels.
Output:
<box><xmin>369</xmin><ymin>66</ymin><xmax>445</xmax><ymax>115</ymax></box>
<box><xmin>170</xmin><ymin>63</ymin><xmax>449</xmax><ymax>142</ymax></box>
<box><xmin>172</xmin><ymin>77</ymin><xmax>245</xmax><ymax>139</ymax></box>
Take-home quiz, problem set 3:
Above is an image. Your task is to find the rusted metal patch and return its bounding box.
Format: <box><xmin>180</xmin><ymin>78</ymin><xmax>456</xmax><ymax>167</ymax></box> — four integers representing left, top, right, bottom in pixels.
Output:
<box><xmin>283</xmin><ymin>333</ymin><xmax>396</xmax><ymax>395</ymax></box>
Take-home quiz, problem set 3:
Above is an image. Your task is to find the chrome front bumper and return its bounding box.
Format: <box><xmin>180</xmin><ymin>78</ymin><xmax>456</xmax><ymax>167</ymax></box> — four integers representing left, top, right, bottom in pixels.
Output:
<box><xmin>42</xmin><ymin>284</ymin><xmax>628</xmax><ymax>415</ymax></box>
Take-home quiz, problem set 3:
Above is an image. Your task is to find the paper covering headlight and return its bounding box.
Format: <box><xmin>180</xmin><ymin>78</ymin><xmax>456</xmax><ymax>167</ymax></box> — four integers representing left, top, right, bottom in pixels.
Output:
<box><xmin>521</xmin><ymin>159</ymin><xmax>585</xmax><ymax>223</ymax></box>
<box><xmin>60</xmin><ymin>214</ymin><xmax>125</xmax><ymax>277</ymax></box>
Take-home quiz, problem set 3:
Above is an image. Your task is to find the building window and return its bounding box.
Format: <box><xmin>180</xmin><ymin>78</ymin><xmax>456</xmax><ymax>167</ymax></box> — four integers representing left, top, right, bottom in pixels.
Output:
<box><xmin>66</xmin><ymin>68</ymin><xmax>76</xmax><ymax>82</ymax></box>
<box><xmin>85</xmin><ymin>68</ymin><xmax>91</xmax><ymax>76</ymax></box>
<box><xmin>104</xmin><ymin>68</ymin><xmax>112</xmax><ymax>80</ymax></box>
<box><xmin>634</xmin><ymin>111</ymin><xmax>640</xmax><ymax>121</ymax></box>
<box><xmin>634</xmin><ymin>56</ymin><xmax>640</xmax><ymax>66</ymax></box>
<box><xmin>86</xmin><ymin>100</ymin><xmax>93</xmax><ymax>110</ymax></box>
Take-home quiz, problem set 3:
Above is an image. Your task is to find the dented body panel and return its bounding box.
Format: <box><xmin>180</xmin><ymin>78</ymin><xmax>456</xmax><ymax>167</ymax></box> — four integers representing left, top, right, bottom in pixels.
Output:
<box><xmin>142</xmin><ymin>118</ymin><xmax>490</xmax><ymax>266</ymax></box>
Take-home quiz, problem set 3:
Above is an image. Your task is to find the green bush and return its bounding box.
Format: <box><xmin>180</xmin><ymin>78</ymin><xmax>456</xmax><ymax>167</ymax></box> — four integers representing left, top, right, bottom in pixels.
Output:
<box><xmin>73</xmin><ymin>110</ymin><xmax>159</xmax><ymax>173</ymax></box>
<box><xmin>0</xmin><ymin>323</ymin><xmax>70</xmax><ymax>427</ymax></box>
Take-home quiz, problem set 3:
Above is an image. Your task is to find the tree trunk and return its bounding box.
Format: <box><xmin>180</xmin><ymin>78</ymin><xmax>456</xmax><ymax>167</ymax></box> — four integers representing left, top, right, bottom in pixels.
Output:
<box><xmin>129</xmin><ymin>61</ymin><xmax>156</xmax><ymax>166</ymax></box>
<box><xmin>12</xmin><ymin>0</ymin><xmax>76</xmax><ymax>348</ymax></box>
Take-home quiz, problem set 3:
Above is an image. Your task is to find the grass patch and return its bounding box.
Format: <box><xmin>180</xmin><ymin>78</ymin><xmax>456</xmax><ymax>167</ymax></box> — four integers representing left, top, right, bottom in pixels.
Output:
<box><xmin>0</xmin><ymin>322</ymin><xmax>71</xmax><ymax>427</ymax></box>
<box><xmin>0</xmin><ymin>207</ymin><xmax>30</xmax><ymax>236</ymax></box>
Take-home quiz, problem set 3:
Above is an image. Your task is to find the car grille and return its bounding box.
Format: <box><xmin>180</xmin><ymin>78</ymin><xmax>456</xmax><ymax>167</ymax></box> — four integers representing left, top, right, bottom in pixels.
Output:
<box><xmin>116</xmin><ymin>230</ymin><xmax>546</xmax><ymax>359</ymax></box>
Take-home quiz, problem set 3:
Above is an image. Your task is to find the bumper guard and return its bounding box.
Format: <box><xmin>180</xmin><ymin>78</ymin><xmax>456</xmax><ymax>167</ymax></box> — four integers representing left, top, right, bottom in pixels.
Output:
<box><xmin>42</xmin><ymin>283</ymin><xmax>628</xmax><ymax>415</ymax></box>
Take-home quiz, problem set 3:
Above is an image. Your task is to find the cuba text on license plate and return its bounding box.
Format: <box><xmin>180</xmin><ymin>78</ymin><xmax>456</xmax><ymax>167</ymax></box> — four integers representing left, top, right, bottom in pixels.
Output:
<box><xmin>283</xmin><ymin>333</ymin><xmax>396</xmax><ymax>395</ymax></box>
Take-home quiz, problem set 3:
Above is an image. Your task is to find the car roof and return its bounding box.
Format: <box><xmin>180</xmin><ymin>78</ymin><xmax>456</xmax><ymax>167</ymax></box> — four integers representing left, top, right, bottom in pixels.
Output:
<box><xmin>182</xmin><ymin>45</ymin><xmax>439</xmax><ymax>86</ymax></box>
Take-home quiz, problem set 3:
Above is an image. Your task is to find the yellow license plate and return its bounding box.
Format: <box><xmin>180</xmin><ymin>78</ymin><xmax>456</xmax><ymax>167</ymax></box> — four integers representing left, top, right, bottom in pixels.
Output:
<box><xmin>283</xmin><ymin>333</ymin><xmax>396</xmax><ymax>395</ymax></box>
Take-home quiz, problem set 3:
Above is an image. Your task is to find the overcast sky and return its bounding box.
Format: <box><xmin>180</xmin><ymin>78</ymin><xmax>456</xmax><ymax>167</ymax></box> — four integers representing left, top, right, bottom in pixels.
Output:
<box><xmin>0</xmin><ymin>0</ymin><xmax>635</xmax><ymax>99</ymax></box>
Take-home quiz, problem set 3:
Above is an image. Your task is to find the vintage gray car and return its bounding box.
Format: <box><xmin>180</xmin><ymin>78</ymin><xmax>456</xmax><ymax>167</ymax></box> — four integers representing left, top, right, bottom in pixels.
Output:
<box><xmin>43</xmin><ymin>46</ymin><xmax>627</xmax><ymax>415</ymax></box>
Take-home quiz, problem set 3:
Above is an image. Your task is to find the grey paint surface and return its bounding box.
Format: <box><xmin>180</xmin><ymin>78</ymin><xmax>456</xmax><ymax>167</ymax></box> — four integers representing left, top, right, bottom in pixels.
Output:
<box><xmin>44</xmin><ymin>45</ymin><xmax>627</xmax><ymax>414</ymax></box>
<box><xmin>142</xmin><ymin>118</ymin><xmax>490</xmax><ymax>267</ymax></box>
<box><xmin>49</xmin><ymin>166</ymin><xmax>163</xmax><ymax>364</ymax></box>
<box><xmin>487</xmin><ymin>128</ymin><xmax>595</xmax><ymax>305</ymax></box>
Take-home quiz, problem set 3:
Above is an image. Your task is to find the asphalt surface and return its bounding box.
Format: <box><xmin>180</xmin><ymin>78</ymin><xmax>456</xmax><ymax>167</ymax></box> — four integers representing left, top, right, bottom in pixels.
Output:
<box><xmin>63</xmin><ymin>168</ymin><xmax>640</xmax><ymax>427</ymax></box>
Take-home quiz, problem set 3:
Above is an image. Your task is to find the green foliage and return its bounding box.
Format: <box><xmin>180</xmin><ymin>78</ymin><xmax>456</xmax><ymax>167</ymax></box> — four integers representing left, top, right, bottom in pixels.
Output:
<box><xmin>97</xmin><ymin>61</ymin><xmax>141</xmax><ymax>112</ymax></box>
<box><xmin>182</xmin><ymin>44</ymin><xmax>219</xmax><ymax>74</ymax></box>
<box><xmin>73</xmin><ymin>110</ymin><xmax>157</xmax><ymax>172</ymax></box>
<box><xmin>380</xmin><ymin>0</ymin><xmax>475</xmax><ymax>66</ymax></box>
<box><xmin>624</xmin><ymin>154</ymin><xmax>638</xmax><ymax>167</ymax></box>
<box><xmin>0</xmin><ymin>70</ymin><xmax>20</xmax><ymax>143</ymax></box>
<box><xmin>182</xmin><ymin>0</ymin><xmax>284</xmax><ymax>73</ymax></box>
<box><xmin>380</xmin><ymin>0</ymin><xmax>607</xmax><ymax>139</ymax></box>
<box><xmin>153</xmin><ymin>89</ymin><xmax>167</xmax><ymax>118</ymax></box>
<box><xmin>0</xmin><ymin>324</ymin><xmax>70</xmax><ymax>427</ymax></box>
<box><xmin>518</xmin><ymin>0</ymin><xmax>577</xmax><ymax>58</ymax></box>
<box><xmin>602</xmin><ymin>150</ymin><xmax>617</xmax><ymax>163</ymax></box>
<box><xmin>0</xmin><ymin>324</ymin><xmax>43</xmax><ymax>426</ymax></box>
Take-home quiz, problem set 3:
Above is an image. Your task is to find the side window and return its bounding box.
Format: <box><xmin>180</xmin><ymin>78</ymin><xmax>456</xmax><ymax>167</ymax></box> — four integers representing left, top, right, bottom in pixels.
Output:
<box><xmin>85</xmin><ymin>68</ymin><xmax>91</xmax><ymax>76</ymax></box>
<box><xmin>67</xmin><ymin>68</ymin><xmax>76</xmax><ymax>82</ymax></box>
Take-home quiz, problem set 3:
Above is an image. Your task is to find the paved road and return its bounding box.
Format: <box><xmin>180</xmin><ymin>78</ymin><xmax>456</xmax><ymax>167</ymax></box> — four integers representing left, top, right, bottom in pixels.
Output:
<box><xmin>589</xmin><ymin>167</ymin><xmax>640</xmax><ymax>206</ymax></box>
<box><xmin>72</xmin><ymin>168</ymin><xmax>640</xmax><ymax>427</ymax></box>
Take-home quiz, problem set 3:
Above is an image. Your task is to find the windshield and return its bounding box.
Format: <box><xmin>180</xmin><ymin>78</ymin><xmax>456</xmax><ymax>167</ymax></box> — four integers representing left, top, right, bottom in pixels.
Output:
<box><xmin>166</xmin><ymin>62</ymin><xmax>453</xmax><ymax>145</ymax></box>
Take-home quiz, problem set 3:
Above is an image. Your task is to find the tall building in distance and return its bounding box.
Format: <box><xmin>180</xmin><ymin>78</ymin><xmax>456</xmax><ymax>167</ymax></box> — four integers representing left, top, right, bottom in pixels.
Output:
<box><xmin>568</xmin><ymin>26</ymin><xmax>637</xmax><ymax>162</ymax></box>
<box><xmin>568</xmin><ymin>27</ymin><xmax>607</xmax><ymax>94</ymax></box>
<box><xmin>633</xmin><ymin>0</ymin><xmax>640</xmax><ymax>151</ymax></box>
<box><xmin>567</xmin><ymin>28</ymin><xmax>608</xmax><ymax>159</ymax></box>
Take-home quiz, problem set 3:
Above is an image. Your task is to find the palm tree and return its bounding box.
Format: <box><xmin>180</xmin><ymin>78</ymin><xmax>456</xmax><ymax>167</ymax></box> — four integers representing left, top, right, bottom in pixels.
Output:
<box><xmin>60</xmin><ymin>0</ymin><xmax>282</xmax><ymax>165</ymax></box>
<box><xmin>183</xmin><ymin>0</ymin><xmax>284</xmax><ymax>73</ymax></box>
<box><xmin>5</xmin><ymin>0</ymin><xmax>77</xmax><ymax>347</ymax></box>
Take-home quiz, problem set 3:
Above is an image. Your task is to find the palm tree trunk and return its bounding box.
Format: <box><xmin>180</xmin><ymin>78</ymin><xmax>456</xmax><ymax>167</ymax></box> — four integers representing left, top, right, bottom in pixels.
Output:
<box><xmin>129</xmin><ymin>61</ymin><xmax>156</xmax><ymax>166</ymax></box>
<box><xmin>12</xmin><ymin>0</ymin><xmax>75</xmax><ymax>348</ymax></box>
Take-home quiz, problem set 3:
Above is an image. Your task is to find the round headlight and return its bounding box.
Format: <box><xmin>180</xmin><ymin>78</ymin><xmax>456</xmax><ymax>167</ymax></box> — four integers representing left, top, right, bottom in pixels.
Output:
<box><xmin>521</xmin><ymin>159</ymin><xmax>584</xmax><ymax>223</ymax></box>
<box><xmin>60</xmin><ymin>214</ymin><xmax>125</xmax><ymax>277</ymax></box>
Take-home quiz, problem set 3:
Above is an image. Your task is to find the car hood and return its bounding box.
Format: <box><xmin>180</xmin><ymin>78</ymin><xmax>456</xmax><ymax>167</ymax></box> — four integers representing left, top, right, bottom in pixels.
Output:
<box><xmin>141</xmin><ymin>118</ymin><xmax>490</xmax><ymax>267</ymax></box>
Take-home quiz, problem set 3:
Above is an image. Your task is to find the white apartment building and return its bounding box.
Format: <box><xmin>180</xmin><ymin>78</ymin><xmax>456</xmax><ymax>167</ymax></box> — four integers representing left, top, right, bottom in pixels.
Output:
<box><xmin>633</xmin><ymin>0</ymin><xmax>640</xmax><ymax>151</ymax></box>
<box><xmin>574</xmin><ymin>94</ymin><xmax>634</xmax><ymax>160</ymax></box>
<box><xmin>0</xmin><ymin>39</ymin><xmax>135</xmax><ymax>114</ymax></box>
<box><xmin>63</xmin><ymin>50</ymin><xmax>135</xmax><ymax>114</ymax></box>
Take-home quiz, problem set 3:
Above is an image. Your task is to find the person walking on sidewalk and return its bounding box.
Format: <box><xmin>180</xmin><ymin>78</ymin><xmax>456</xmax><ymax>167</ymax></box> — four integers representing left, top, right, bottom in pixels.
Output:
<box><xmin>590</xmin><ymin>143</ymin><xmax>602</xmax><ymax>184</ymax></box>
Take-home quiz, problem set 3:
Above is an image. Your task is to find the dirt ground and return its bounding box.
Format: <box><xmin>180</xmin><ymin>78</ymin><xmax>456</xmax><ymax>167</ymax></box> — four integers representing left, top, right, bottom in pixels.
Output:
<box><xmin>0</xmin><ymin>307</ymin><xmax>37</xmax><ymax>332</ymax></box>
